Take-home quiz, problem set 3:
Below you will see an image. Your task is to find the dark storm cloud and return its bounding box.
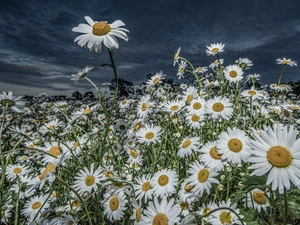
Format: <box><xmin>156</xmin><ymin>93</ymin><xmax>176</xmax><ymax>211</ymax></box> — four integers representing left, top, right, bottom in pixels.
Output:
<box><xmin>0</xmin><ymin>0</ymin><xmax>299</xmax><ymax>96</ymax></box>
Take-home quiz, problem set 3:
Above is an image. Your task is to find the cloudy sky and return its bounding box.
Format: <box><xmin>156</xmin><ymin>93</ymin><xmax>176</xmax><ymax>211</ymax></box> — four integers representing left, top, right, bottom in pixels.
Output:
<box><xmin>1</xmin><ymin>0</ymin><xmax>300</xmax><ymax>96</ymax></box>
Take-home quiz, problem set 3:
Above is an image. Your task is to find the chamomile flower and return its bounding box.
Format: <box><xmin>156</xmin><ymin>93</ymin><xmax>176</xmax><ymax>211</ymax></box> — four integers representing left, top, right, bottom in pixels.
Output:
<box><xmin>209</xmin><ymin>59</ymin><xmax>224</xmax><ymax>69</ymax></box>
<box><xmin>244</xmin><ymin>188</ymin><xmax>269</xmax><ymax>213</ymax></box>
<box><xmin>236</xmin><ymin>57</ymin><xmax>253</xmax><ymax>70</ymax></box>
<box><xmin>136</xmin><ymin>124</ymin><xmax>162</xmax><ymax>146</ymax></box>
<box><xmin>163</xmin><ymin>99</ymin><xmax>184</xmax><ymax>113</ymax></box>
<box><xmin>206</xmin><ymin>43</ymin><xmax>225</xmax><ymax>56</ymax></box>
<box><xmin>186</xmin><ymin>97</ymin><xmax>206</xmax><ymax>115</ymax></box>
<box><xmin>21</xmin><ymin>195</ymin><xmax>50</xmax><ymax>221</ymax></box>
<box><xmin>248</xmin><ymin>123</ymin><xmax>300</xmax><ymax>193</ymax></box>
<box><xmin>206</xmin><ymin>96</ymin><xmax>233</xmax><ymax>121</ymax></box>
<box><xmin>182</xmin><ymin>86</ymin><xmax>198</xmax><ymax>102</ymax></box>
<box><xmin>195</xmin><ymin>66</ymin><xmax>208</xmax><ymax>74</ymax></box>
<box><xmin>102</xmin><ymin>190</ymin><xmax>128</xmax><ymax>221</ymax></box>
<box><xmin>72</xmin><ymin>16</ymin><xmax>129</xmax><ymax>53</ymax></box>
<box><xmin>146</xmin><ymin>71</ymin><xmax>166</xmax><ymax>87</ymax></box>
<box><xmin>178</xmin><ymin>137</ymin><xmax>200</xmax><ymax>158</ymax></box>
<box><xmin>276</xmin><ymin>58</ymin><xmax>297</xmax><ymax>67</ymax></box>
<box><xmin>0</xmin><ymin>91</ymin><xmax>25</xmax><ymax>113</ymax></box>
<box><xmin>134</xmin><ymin>174</ymin><xmax>153</xmax><ymax>203</ymax></box>
<box><xmin>224</xmin><ymin>65</ymin><xmax>244</xmax><ymax>83</ymax></box>
<box><xmin>5</xmin><ymin>164</ymin><xmax>29</xmax><ymax>181</ymax></box>
<box><xmin>39</xmin><ymin>119</ymin><xmax>62</xmax><ymax>135</ymax></box>
<box><xmin>137</xmin><ymin>95</ymin><xmax>153</xmax><ymax>119</ymax></box>
<box><xmin>199</xmin><ymin>141</ymin><xmax>225</xmax><ymax>171</ymax></box>
<box><xmin>73</xmin><ymin>163</ymin><xmax>102</xmax><ymax>195</ymax></box>
<box><xmin>186</xmin><ymin>113</ymin><xmax>206</xmax><ymax>129</ymax></box>
<box><xmin>177</xmin><ymin>60</ymin><xmax>187</xmax><ymax>79</ymax></box>
<box><xmin>241</xmin><ymin>86</ymin><xmax>264</xmax><ymax>100</ymax></box>
<box><xmin>71</xmin><ymin>66</ymin><xmax>93</xmax><ymax>84</ymax></box>
<box><xmin>185</xmin><ymin>161</ymin><xmax>219</xmax><ymax>197</ymax></box>
<box><xmin>173</xmin><ymin>47</ymin><xmax>181</xmax><ymax>66</ymax></box>
<box><xmin>178</xmin><ymin>179</ymin><xmax>197</xmax><ymax>202</ymax></box>
<box><xmin>141</xmin><ymin>197</ymin><xmax>181</xmax><ymax>225</ymax></box>
<box><xmin>217</xmin><ymin>127</ymin><xmax>251</xmax><ymax>164</ymax></box>
<box><xmin>151</xmin><ymin>169</ymin><xmax>178</xmax><ymax>198</ymax></box>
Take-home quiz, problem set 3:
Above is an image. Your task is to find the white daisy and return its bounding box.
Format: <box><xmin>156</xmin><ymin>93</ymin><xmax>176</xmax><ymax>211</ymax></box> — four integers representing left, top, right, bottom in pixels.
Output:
<box><xmin>140</xmin><ymin>197</ymin><xmax>181</xmax><ymax>225</ymax></box>
<box><xmin>248</xmin><ymin>123</ymin><xmax>300</xmax><ymax>193</ymax></box>
<box><xmin>71</xmin><ymin>66</ymin><xmax>93</xmax><ymax>84</ymax></box>
<box><xmin>5</xmin><ymin>164</ymin><xmax>29</xmax><ymax>181</ymax></box>
<box><xmin>224</xmin><ymin>65</ymin><xmax>244</xmax><ymax>83</ymax></box>
<box><xmin>151</xmin><ymin>169</ymin><xmax>178</xmax><ymax>198</ymax></box>
<box><xmin>0</xmin><ymin>91</ymin><xmax>25</xmax><ymax>113</ymax></box>
<box><xmin>137</xmin><ymin>95</ymin><xmax>153</xmax><ymax>119</ymax></box>
<box><xmin>199</xmin><ymin>141</ymin><xmax>225</xmax><ymax>171</ymax></box>
<box><xmin>21</xmin><ymin>195</ymin><xmax>50</xmax><ymax>221</ymax></box>
<box><xmin>72</xmin><ymin>16</ymin><xmax>129</xmax><ymax>53</ymax></box>
<box><xmin>206</xmin><ymin>96</ymin><xmax>233</xmax><ymax>121</ymax></box>
<box><xmin>186</xmin><ymin>97</ymin><xmax>206</xmax><ymax>115</ymax></box>
<box><xmin>178</xmin><ymin>137</ymin><xmax>200</xmax><ymax>158</ymax></box>
<box><xmin>217</xmin><ymin>127</ymin><xmax>251</xmax><ymax>164</ymax></box>
<box><xmin>102</xmin><ymin>190</ymin><xmax>128</xmax><ymax>221</ymax></box>
<box><xmin>173</xmin><ymin>47</ymin><xmax>181</xmax><ymax>66</ymax></box>
<box><xmin>243</xmin><ymin>188</ymin><xmax>269</xmax><ymax>213</ymax></box>
<box><xmin>276</xmin><ymin>58</ymin><xmax>297</xmax><ymax>67</ymax></box>
<box><xmin>134</xmin><ymin>174</ymin><xmax>153</xmax><ymax>203</ymax></box>
<box><xmin>73</xmin><ymin>163</ymin><xmax>103</xmax><ymax>195</ymax></box>
<box><xmin>206</xmin><ymin>43</ymin><xmax>225</xmax><ymax>56</ymax></box>
<box><xmin>182</xmin><ymin>86</ymin><xmax>199</xmax><ymax>102</ymax></box>
<box><xmin>146</xmin><ymin>71</ymin><xmax>166</xmax><ymax>87</ymax></box>
<box><xmin>163</xmin><ymin>99</ymin><xmax>184</xmax><ymax>113</ymax></box>
<box><xmin>185</xmin><ymin>113</ymin><xmax>206</xmax><ymax>129</ymax></box>
<box><xmin>136</xmin><ymin>124</ymin><xmax>162</xmax><ymax>146</ymax></box>
<box><xmin>185</xmin><ymin>161</ymin><xmax>219</xmax><ymax>197</ymax></box>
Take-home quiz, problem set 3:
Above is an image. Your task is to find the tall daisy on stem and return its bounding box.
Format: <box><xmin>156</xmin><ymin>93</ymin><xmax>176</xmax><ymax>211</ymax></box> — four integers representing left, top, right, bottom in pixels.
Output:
<box><xmin>276</xmin><ymin>57</ymin><xmax>297</xmax><ymax>85</ymax></box>
<box><xmin>72</xmin><ymin>16</ymin><xmax>129</xmax><ymax>157</ymax></box>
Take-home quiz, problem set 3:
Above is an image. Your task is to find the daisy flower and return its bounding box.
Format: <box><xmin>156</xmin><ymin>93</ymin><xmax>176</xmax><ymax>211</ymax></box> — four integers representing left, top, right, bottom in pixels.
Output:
<box><xmin>5</xmin><ymin>164</ymin><xmax>29</xmax><ymax>181</ymax></box>
<box><xmin>209</xmin><ymin>199</ymin><xmax>244</xmax><ymax>225</ymax></box>
<box><xmin>198</xmin><ymin>201</ymin><xmax>218</xmax><ymax>223</ymax></box>
<box><xmin>185</xmin><ymin>161</ymin><xmax>219</xmax><ymax>197</ymax></box>
<box><xmin>0</xmin><ymin>91</ymin><xmax>25</xmax><ymax>113</ymax></box>
<box><xmin>163</xmin><ymin>99</ymin><xmax>184</xmax><ymax>113</ymax></box>
<box><xmin>247</xmin><ymin>73</ymin><xmax>261</xmax><ymax>82</ymax></box>
<box><xmin>199</xmin><ymin>141</ymin><xmax>225</xmax><ymax>171</ymax></box>
<box><xmin>235</xmin><ymin>57</ymin><xmax>253</xmax><ymax>70</ymax></box>
<box><xmin>241</xmin><ymin>86</ymin><xmax>264</xmax><ymax>100</ymax></box>
<box><xmin>130</xmin><ymin>200</ymin><xmax>143</xmax><ymax>225</ymax></box>
<box><xmin>71</xmin><ymin>66</ymin><xmax>93</xmax><ymax>84</ymax></box>
<box><xmin>224</xmin><ymin>65</ymin><xmax>244</xmax><ymax>83</ymax></box>
<box><xmin>276</xmin><ymin>58</ymin><xmax>297</xmax><ymax>67</ymax></box>
<box><xmin>217</xmin><ymin>127</ymin><xmax>251</xmax><ymax>164</ymax></box>
<box><xmin>137</xmin><ymin>95</ymin><xmax>153</xmax><ymax>119</ymax></box>
<box><xmin>72</xmin><ymin>16</ymin><xmax>129</xmax><ymax>53</ymax></box>
<box><xmin>206</xmin><ymin>43</ymin><xmax>225</xmax><ymax>56</ymax></box>
<box><xmin>60</xmin><ymin>214</ymin><xmax>77</xmax><ymax>225</ymax></box>
<box><xmin>173</xmin><ymin>47</ymin><xmax>181</xmax><ymax>66</ymax></box>
<box><xmin>140</xmin><ymin>197</ymin><xmax>181</xmax><ymax>225</ymax></box>
<box><xmin>39</xmin><ymin>142</ymin><xmax>68</xmax><ymax>163</ymax></box>
<box><xmin>177</xmin><ymin>60</ymin><xmax>187</xmax><ymax>79</ymax></box>
<box><xmin>178</xmin><ymin>179</ymin><xmax>197</xmax><ymax>202</ymax></box>
<box><xmin>178</xmin><ymin>136</ymin><xmax>200</xmax><ymax>158</ymax></box>
<box><xmin>195</xmin><ymin>66</ymin><xmax>208</xmax><ymax>74</ymax></box>
<box><xmin>146</xmin><ymin>71</ymin><xmax>166</xmax><ymax>87</ymax></box>
<box><xmin>274</xmin><ymin>84</ymin><xmax>292</xmax><ymax>92</ymax></box>
<box><xmin>182</xmin><ymin>85</ymin><xmax>198</xmax><ymax>102</ymax></box>
<box><xmin>126</xmin><ymin>147</ymin><xmax>143</xmax><ymax>165</ymax></box>
<box><xmin>248</xmin><ymin>123</ymin><xmax>300</xmax><ymax>193</ymax></box>
<box><xmin>206</xmin><ymin>96</ymin><xmax>233</xmax><ymax>121</ymax></box>
<box><xmin>243</xmin><ymin>188</ymin><xmax>269</xmax><ymax>213</ymax></box>
<box><xmin>136</xmin><ymin>124</ymin><xmax>162</xmax><ymax>146</ymax></box>
<box><xmin>151</xmin><ymin>169</ymin><xmax>178</xmax><ymax>198</ymax></box>
<box><xmin>102</xmin><ymin>190</ymin><xmax>128</xmax><ymax>221</ymax></box>
<box><xmin>134</xmin><ymin>174</ymin><xmax>153</xmax><ymax>203</ymax></box>
<box><xmin>73</xmin><ymin>163</ymin><xmax>102</xmax><ymax>195</ymax></box>
<box><xmin>186</xmin><ymin>97</ymin><xmax>206</xmax><ymax>115</ymax></box>
<box><xmin>186</xmin><ymin>113</ymin><xmax>206</xmax><ymax>129</ymax></box>
<box><xmin>39</xmin><ymin>119</ymin><xmax>62</xmax><ymax>135</ymax></box>
<box><xmin>209</xmin><ymin>58</ymin><xmax>224</xmax><ymax>69</ymax></box>
<box><xmin>21</xmin><ymin>195</ymin><xmax>50</xmax><ymax>221</ymax></box>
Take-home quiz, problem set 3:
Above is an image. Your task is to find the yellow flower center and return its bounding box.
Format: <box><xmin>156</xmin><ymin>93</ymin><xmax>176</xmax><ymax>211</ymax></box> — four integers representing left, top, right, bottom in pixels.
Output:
<box><xmin>141</xmin><ymin>103</ymin><xmax>148</xmax><ymax>111</ymax></box>
<box><xmin>212</xmin><ymin>102</ymin><xmax>224</xmax><ymax>112</ymax></box>
<box><xmin>180</xmin><ymin>202</ymin><xmax>189</xmax><ymax>210</ymax></box>
<box><xmin>282</xmin><ymin>60</ymin><xmax>290</xmax><ymax>65</ymax></box>
<box><xmin>253</xmin><ymin>191</ymin><xmax>267</xmax><ymax>204</ymax></box>
<box><xmin>29</xmin><ymin>144</ymin><xmax>35</xmax><ymax>149</ymax></box>
<box><xmin>184</xmin><ymin>182</ymin><xmax>195</xmax><ymax>192</ymax></box>
<box><xmin>278</xmin><ymin>84</ymin><xmax>286</xmax><ymax>87</ymax></box>
<box><xmin>136</xmin><ymin>207</ymin><xmax>141</xmax><ymax>222</ymax></box>
<box><xmin>210</xmin><ymin>146</ymin><xmax>222</xmax><ymax>159</ymax></box>
<box><xmin>153</xmin><ymin>213</ymin><xmax>168</xmax><ymax>225</ymax></box>
<box><xmin>182</xmin><ymin>139</ymin><xmax>192</xmax><ymax>148</ymax></box>
<box><xmin>186</xmin><ymin>94</ymin><xmax>193</xmax><ymax>102</ymax></box>
<box><xmin>83</xmin><ymin>108</ymin><xmax>91</xmax><ymax>114</ymax></box>
<box><xmin>170</xmin><ymin>105</ymin><xmax>179</xmax><ymax>111</ymax></box>
<box><xmin>109</xmin><ymin>196</ymin><xmax>119</xmax><ymax>211</ymax></box>
<box><xmin>267</xmin><ymin>146</ymin><xmax>292</xmax><ymax>168</ymax></box>
<box><xmin>211</xmin><ymin>48</ymin><xmax>219</xmax><ymax>53</ymax></box>
<box><xmin>32</xmin><ymin>202</ymin><xmax>41</xmax><ymax>210</ymax></box>
<box><xmin>174</xmin><ymin>52</ymin><xmax>179</xmax><ymax>61</ymax></box>
<box><xmin>229</xmin><ymin>70</ymin><xmax>237</xmax><ymax>78</ymax></box>
<box><xmin>68</xmin><ymin>222</ymin><xmax>74</xmax><ymax>225</ymax></box>
<box><xmin>121</xmin><ymin>100</ymin><xmax>127</xmax><ymax>105</ymax></box>
<box><xmin>72</xmin><ymin>200</ymin><xmax>81</xmax><ymax>208</ymax></box>
<box><xmin>203</xmin><ymin>207</ymin><xmax>211</xmax><ymax>215</ymax></box>
<box><xmin>283</xmin><ymin>109</ymin><xmax>290</xmax><ymax>118</ymax></box>
<box><xmin>92</xmin><ymin>22</ymin><xmax>111</xmax><ymax>36</ymax></box>
<box><xmin>247</xmin><ymin>90</ymin><xmax>257</xmax><ymax>96</ymax></box>
<box><xmin>85</xmin><ymin>175</ymin><xmax>95</xmax><ymax>186</ymax></box>
<box><xmin>142</xmin><ymin>181</ymin><xmax>151</xmax><ymax>191</ymax></box>
<box><xmin>153</xmin><ymin>77</ymin><xmax>160</xmax><ymax>84</ymax></box>
<box><xmin>39</xmin><ymin>163</ymin><xmax>56</xmax><ymax>180</ymax></box>
<box><xmin>49</xmin><ymin>146</ymin><xmax>61</xmax><ymax>156</ymax></box>
<box><xmin>13</xmin><ymin>167</ymin><xmax>22</xmax><ymax>174</ymax></box>
<box><xmin>104</xmin><ymin>171</ymin><xmax>114</xmax><ymax>177</ymax></box>
<box><xmin>220</xmin><ymin>211</ymin><xmax>232</xmax><ymax>224</ymax></box>
<box><xmin>198</xmin><ymin>168</ymin><xmax>209</xmax><ymax>182</ymax></box>
<box><xmin>228</xmin><ymin>138</ymin><xmax>243</xmax><ymax>152</ymax></box>
<box><xmin>48</xmin><ymin>125</ymin><xmax>56</xmax><ymax>130</ymax></box>
<box><xmin>22</xmin><ymin>156</ymin><xmax>29</xmax><ymax>161</ymax></box>
<box><xmin>73</xmin><ymin>141</ymin><xmax>79</xmax><ymax>149</ymax></box>
<box><xmin>145</xmin><ymin>132</ymin><xmax>154</xmax><ymax>139</ymax></box>
<box><xmin>158</xmin><ymin>175</ymin><xmax>169</xmax><ymax>186</ymax></box>
<box><xmin>193</xmin><ymin>102</ymin><xmax>202</xmax><ymax>110</ymax></box>
<box><xmin>130</xmin><ymin>149</ymin><xmax>138</xmax><ymax>158</ymax></box>
<box><xmin>135</xmin><ymin>122</ymin><xmax>142</xmax><ymax>131</ymax></box>
<box><xmin>191</xmin><ymin>114</ymin><xmax>200</xmax><ymax>122</ymax></box>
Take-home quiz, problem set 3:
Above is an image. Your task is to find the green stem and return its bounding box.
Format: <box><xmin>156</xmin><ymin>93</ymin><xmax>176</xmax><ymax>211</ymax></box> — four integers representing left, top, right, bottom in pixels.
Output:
<box><xmin>57</xmin><ymin>177</ymin><xmax>92</xmax><ymax>225</ymax></box>
<box><xmin>0</xmin><ymin>105</ymin><xmax>8</xmax><ymax>201</ymax></box>
<box><xmin>277</xmin><ymin>65</ymin><xmax>286</xmax><ymax>85</ymax></box>
<box><xmin>283</xmin><ymin>188</ymin><xmax>288</xmax><ymax>225</ymax></box>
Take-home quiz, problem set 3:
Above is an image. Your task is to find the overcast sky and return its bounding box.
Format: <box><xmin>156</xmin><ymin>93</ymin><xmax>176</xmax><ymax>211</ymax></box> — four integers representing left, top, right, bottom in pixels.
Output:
<box><xmin>1</xmin><ymin>0</ymin><xmax>300</xmax><ymax>96</ymax></box>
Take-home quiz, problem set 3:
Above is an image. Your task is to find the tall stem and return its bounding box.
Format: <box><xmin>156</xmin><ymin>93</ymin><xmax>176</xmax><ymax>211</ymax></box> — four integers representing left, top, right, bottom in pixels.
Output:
<box><xmin>277</xmin><ymin>65</ymin><xmax>286</xmax><ymax>85</ymax></box>
<box><xmin>283</xmin><ymin>188</ymin><xmax>288</xmax><ymax>225</ymax></box>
